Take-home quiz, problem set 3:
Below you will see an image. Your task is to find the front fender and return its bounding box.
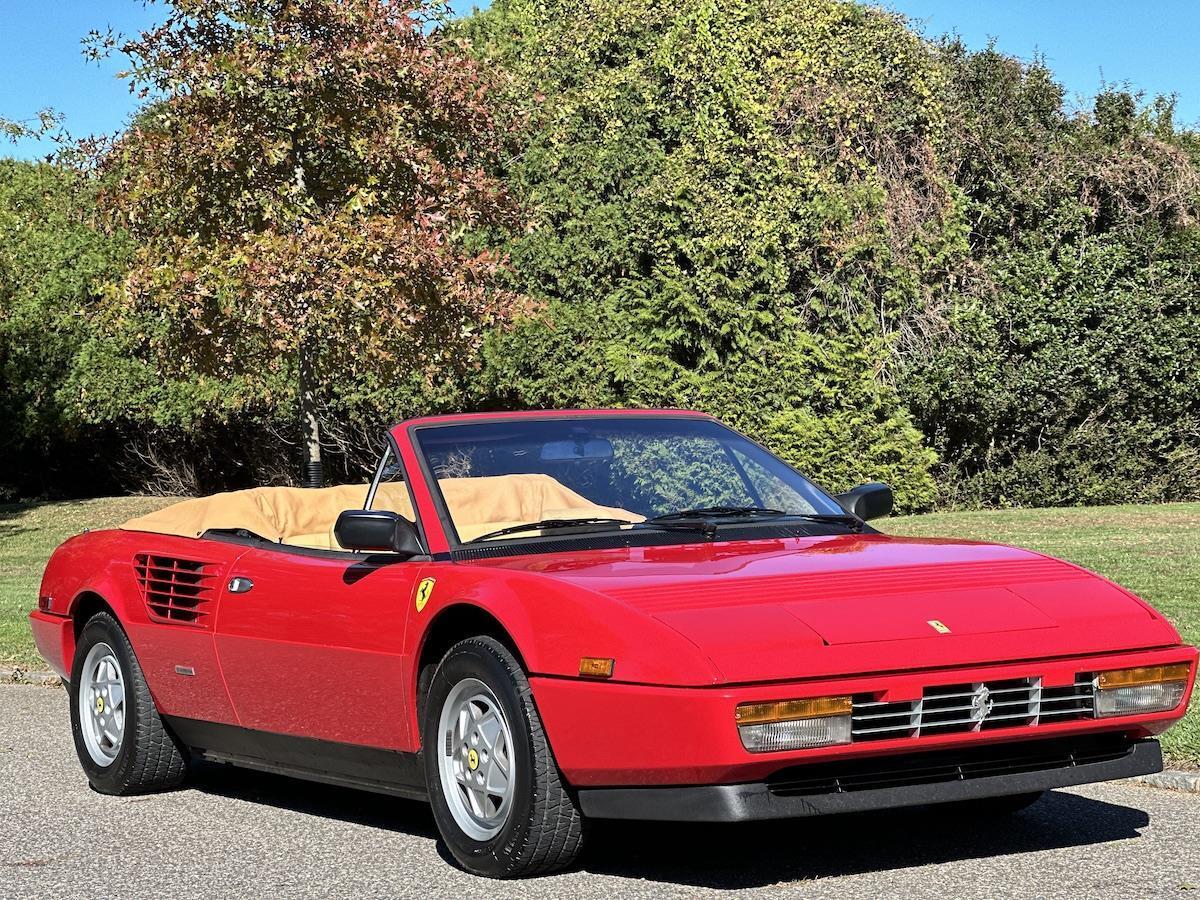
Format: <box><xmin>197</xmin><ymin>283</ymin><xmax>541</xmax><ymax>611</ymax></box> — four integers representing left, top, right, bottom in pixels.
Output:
<box><xmin>412</xmin><ymin>566</ymin><xmax>722</xmax><ymax>688</ymax></box>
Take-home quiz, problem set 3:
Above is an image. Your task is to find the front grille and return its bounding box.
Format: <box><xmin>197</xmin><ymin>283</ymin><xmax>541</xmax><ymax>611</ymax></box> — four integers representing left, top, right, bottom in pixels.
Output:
<box><xmin>133</xmin><ymin>554</ymin><xmax>217</xmax><ymax>625</ymax></box>
<box><xmin>852</xmin><ymin>675</ymin><xmax>1095</xmax><ymax>742</ymax></box>
<box><xmin>768</xmin><ymin>732</ymin><xmax>1133</xmax><ymax>797</ymax></box>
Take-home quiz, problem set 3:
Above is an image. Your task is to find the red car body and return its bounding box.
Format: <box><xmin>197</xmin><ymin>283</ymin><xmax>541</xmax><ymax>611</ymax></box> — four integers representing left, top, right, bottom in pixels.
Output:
<box><xmin>30</xmin><ymin>409</ymin><xmax>1198</xmax><ymax>822</ymax></box>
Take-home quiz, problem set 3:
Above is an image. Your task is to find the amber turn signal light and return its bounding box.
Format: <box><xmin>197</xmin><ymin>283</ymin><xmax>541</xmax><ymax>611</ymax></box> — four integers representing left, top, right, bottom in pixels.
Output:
<box><xmin>1097</xmin><ymin>664</ymin><xmax>1191</xmax><ymax>689</ymax></box>
<box><xmin>734</xmin><ymin>696</ymin><xmax>852</xmax><ymax>726</ymax></box>
<box><xmin>579</xmin><ymin>657</ymin><xmax>615</xmax><ymax>679</ymax></box>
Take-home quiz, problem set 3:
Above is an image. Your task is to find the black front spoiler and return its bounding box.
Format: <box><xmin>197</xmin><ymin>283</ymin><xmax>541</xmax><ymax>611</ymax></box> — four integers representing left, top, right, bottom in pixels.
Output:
<box><xmin>577</xmin><ymin>735</ymin><xmax>1161</xmax><ymax>822</ymax></box>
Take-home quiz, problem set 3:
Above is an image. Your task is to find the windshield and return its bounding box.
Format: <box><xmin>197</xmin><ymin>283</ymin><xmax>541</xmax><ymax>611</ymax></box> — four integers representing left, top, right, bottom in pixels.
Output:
<box><xmin>413</xmin><ymin>415</ymin><xmax>847</xmax><ymax>544</ymax></box>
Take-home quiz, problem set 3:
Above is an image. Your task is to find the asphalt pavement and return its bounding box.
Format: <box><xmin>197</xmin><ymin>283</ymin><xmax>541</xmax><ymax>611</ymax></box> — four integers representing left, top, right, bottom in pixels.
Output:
<box><xmin>2</xmin><ymin>683</ymin><xmax>1198</xmax><ymax>899</ymax></box>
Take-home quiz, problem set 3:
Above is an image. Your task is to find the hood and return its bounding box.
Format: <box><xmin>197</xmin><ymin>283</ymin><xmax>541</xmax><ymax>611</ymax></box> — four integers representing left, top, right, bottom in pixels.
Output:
<box><xmin>469</xmin><ymin>534</ymin><xmax>1178</xmax><ymax>683</ymax></box>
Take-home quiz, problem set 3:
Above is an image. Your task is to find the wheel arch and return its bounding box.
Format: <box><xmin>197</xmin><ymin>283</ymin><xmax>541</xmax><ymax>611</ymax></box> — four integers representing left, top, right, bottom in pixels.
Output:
<box><xmin>72</xmin><ymin>591</ymin><xmax>118</xmax><ymax>642</ymax></box>
<box><xmin>414</xmin><ymin>603</ymin><xmax>526</xmax><ymax>727</ymax></box>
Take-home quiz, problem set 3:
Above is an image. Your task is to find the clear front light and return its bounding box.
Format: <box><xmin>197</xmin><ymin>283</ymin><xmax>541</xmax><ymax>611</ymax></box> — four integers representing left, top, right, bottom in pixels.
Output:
<box><xmin>1095</xmin><ymin>680</ymin><xmax>1187</xmax><ymax>718</ymax></box>
<box><xmin>738</xmin><ymin>714</ymin><xmax>852</xmax><ymax>752</ymax></box>
<box><xmin>1094</xmin><ymin>664</ymin><xmax>1190</xmax><ymax>718</ymax></box>
<box><xmin>735</xmin><ymin>696</ymin><xmax>853</xmax><ymax>752</ymax></box>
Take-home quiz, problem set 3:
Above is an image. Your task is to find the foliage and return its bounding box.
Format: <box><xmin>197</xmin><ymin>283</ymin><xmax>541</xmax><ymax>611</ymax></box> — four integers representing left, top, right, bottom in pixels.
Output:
<box><xmin>901</xmin><ymin>44</ymin><xmax>1200</xmax><ymax>507</ymax></box>
<box><xmin>0</xmin><ymin>160</ymin><xmax>130</xmax><ymax>500</ymax></box>
<box><xmin>460</xmin><ymin>0</ymin><xmax>951</xmax><ymax>510</ymax></box>
<box><xmin>82</xmin><ymin>0</ymin><xmax>527</xmax><ymax>481</ymax></box>
<box><xmin>5</xmin><ymin>0</ymin><xmax>1200</xmax><ymax>512</ymax></box>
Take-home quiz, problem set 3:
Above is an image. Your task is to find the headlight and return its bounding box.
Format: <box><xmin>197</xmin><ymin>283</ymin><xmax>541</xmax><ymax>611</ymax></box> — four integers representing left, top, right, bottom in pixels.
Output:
<box><xmin>1094</xmin><ymin>664</ymin><xmax>1191</xmax><ymax>718</ymax></box>
<box><xmin>735</xmin><ymin>696</ymin><xmax>852</xmax><ymax>752</ymax></box>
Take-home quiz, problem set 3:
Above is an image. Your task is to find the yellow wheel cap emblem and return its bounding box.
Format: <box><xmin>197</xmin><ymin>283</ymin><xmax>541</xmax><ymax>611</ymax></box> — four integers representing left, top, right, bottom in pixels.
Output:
<box><xmin>415</xmin><ymin>577</ymin><xmax>436</xmax><ymax>612</ymax></box>
<box><xmin>468</xmin><ymin>749</ymin><xmax>479</xmax><ymax>770</ymax></box>
<box><xmin>95</xmin><ymin>696</ymin><xmax>104</xmax><ymax>713</ymax></box>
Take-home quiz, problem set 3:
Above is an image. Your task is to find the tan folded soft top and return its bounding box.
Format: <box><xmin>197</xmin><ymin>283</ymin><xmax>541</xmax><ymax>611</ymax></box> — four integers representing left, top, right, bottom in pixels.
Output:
<box><xmin>121</xmin><ymin>474</ymin><xmax>641</xmax><ymax>548</ymax></box>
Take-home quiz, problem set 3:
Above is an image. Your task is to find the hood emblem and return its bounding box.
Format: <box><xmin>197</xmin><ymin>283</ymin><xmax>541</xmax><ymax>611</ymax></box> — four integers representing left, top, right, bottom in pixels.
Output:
<box><xmin>970</xmin><ymin>684</ymin><xmax>994</xmax><ymax>722</ymax></box>
<box><xmin>927</xmin><ymin>619</ymin><xmax>951</xmax><ymax>634</ymax></box>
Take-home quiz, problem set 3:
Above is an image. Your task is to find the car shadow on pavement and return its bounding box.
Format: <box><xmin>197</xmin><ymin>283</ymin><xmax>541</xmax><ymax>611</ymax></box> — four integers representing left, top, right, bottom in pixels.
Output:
<box><xmin>188</xmin><ymin>760</ymin><xmax>1149</xmax><ymax>889</ymax></box>
<box><xmin>187</xmin><ymin>761</ymin><xmax>440</xmax><ymax>840</ymax></box>
<box><xmin>579</xmin><ymin>790</ymin><xmax>1150</xmax><ymax>889</ymax></box>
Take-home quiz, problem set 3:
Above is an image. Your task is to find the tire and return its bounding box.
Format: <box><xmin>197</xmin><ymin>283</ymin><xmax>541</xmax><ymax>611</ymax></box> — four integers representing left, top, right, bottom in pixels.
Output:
<box><xmin>422</xmin><ymin>636</ymin><xmax>585</xmax><ymax>878</ymax></box>
<box><xmin>68</xmin><ymin>611</ymin><xmax>189</xmax><ymax>794</ymax></box>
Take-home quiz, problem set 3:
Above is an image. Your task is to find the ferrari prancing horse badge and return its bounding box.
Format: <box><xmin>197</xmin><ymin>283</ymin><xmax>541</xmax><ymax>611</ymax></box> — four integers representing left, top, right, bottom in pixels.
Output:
<box><xmin>415</xmin><ymin>577</ymin><xmax>436</xmax><ymax>612</ymax></box>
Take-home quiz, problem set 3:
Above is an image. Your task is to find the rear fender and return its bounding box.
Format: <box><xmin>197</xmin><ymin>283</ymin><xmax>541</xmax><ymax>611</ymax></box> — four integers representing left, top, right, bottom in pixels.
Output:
<box><xmin>39</xmin><ymin>529</ymin><xmax>245</xmax><ymax>723</ymax></box>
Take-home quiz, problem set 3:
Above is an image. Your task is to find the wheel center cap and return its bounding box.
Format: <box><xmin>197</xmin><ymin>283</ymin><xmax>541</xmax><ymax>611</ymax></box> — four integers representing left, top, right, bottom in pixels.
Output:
<box><xmin>95</xmin><ymin>696</ymin><xmax>105</xmax><ymax>714</ymax></box>
<box><xmin>468</xmin><ymin>748</ymin><xmax>479</xmax><ymax>771</ymax></box>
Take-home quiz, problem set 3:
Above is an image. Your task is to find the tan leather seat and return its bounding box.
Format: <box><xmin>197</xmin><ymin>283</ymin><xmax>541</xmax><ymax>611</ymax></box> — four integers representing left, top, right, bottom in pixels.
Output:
<box><xmin>121</xmin><ymin>475</ymin><xmax>640</xmax><ymax>548</ymax></box>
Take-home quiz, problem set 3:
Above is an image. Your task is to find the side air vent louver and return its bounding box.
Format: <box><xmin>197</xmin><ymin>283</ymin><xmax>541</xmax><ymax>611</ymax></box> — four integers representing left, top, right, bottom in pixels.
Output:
<box><xmin>852</xmin><ymin>674</ymin><xmax>1096</xmax><ymax>742</ymax></box>
<box><xmin>133</xmin><ymin>554</ymin><xmax>217</xmax><ymax>625</ymax></box>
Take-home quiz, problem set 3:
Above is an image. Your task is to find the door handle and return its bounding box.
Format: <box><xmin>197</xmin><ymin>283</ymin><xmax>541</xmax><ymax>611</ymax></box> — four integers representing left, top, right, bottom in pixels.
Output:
<box><xmin>228</xmin><ymin>576</ymin><xmax>254</xmax><ymax>594</ymax></box>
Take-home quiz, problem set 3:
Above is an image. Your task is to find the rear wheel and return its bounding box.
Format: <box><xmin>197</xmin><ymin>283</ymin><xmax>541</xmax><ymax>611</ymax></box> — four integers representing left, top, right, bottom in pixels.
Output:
<box><xmin>69</xmin><ymin>611</ymin><xmax>189</xmax><ymax>794</ymax></box>
<box><xmin>422</xmin><ymin>636</ymin><xmax>585</xmax><ymax>877</ymax></box>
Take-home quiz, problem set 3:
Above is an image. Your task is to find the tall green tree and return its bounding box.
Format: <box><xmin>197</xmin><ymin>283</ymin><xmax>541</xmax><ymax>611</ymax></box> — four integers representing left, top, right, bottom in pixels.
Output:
<box><xmin>902</xmin><ymin>45</ymin><xmax>1200</xmax><ymax>506</ymax></box>
<box><xmin>92</xmin><ymin>0</ymin><xmax>527</xmax><ymax>484</ymax></box>
<box><xmin>462</xmin><ymin>0</ymin><xmax>951</xmax><ymax>509</ymax></box>
<box><xmin>0</xmin><ymin>160</ymin><xmax>129</xmax><ymax>500</ymax></box>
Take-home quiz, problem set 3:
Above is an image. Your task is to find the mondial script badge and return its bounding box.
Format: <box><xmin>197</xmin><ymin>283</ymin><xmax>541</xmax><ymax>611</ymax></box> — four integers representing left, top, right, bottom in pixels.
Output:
<box><xmin>415</xmin><ymin>577</ymin><xmax>436</xmax><ymax>612</ymax></box>
<box><xmin>927</xmin><ymin>619</ymin><xmax>951</xmax><ymax>634</ymax></box>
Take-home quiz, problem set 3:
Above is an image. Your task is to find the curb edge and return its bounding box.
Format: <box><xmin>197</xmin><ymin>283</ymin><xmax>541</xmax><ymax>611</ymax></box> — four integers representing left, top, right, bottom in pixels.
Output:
<box><xmin>1</xmin><ymin>666</ymin><xmax>62</xmax><ymax>686</ymax></box>
<box><xmin>1127</xmin><ymin>770</ymin><xmax>1200</xmax><ymax>794</ymax></box>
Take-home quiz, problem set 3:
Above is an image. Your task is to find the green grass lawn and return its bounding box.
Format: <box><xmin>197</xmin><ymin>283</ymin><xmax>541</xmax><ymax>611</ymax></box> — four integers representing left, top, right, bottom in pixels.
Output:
<box><xmin>0</xmin><ymin>497</ymin><xmax>174</xmax><ymax>671</ymax></box>
<box><xmin>2</xmin><ymin>498</ymin><xmax>1197</xmax><ymax>765</ymax></box>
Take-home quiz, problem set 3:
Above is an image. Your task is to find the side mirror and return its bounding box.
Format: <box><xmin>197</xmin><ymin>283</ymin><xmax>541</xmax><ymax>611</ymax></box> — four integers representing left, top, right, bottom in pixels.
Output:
<box><xmin>834</xmin><ymin>482</ymin><xmax>893</xmax><ymax>521</ymax></box>
<box><xmin>334</xmin><ymin>509</ymin><xmax>423</xmax><ymax>556</ymax></box>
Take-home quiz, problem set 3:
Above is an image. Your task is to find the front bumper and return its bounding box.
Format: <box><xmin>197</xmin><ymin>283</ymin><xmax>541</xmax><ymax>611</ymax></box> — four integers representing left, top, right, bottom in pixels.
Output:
<box><xmin>578</xmin><ymin>733</ymin><xmax>1161</xmax><ymax>822</ymax></box>
<box><xmin>530</xmin><ymin>646</ymin><xmax>1195</xmax><ymax>786</ymax></box>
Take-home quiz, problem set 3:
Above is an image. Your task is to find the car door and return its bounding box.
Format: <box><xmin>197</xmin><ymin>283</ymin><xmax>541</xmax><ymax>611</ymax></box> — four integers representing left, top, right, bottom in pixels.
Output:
<box><xmin>213</xmin><ymin>544</ymin><xmax>429</xmax><ymax>749</ymax></box>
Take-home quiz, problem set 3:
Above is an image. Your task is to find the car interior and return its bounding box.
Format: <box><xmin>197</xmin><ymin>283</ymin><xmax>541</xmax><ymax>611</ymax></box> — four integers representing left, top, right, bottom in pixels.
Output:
<box><xmin>120</xmin><ymin>474</ymin><xmax>642</xmax><ymax>548</ymax></box>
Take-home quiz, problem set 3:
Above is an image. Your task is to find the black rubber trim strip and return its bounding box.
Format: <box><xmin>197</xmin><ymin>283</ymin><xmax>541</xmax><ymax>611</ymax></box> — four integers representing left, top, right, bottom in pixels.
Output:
<box><xmin>163</xmin><ymin>716</ymin><xmax>427</xmax><ymax>801</ymax></box>
<box><xmin>576</xmin><ymin>738</ymin><xmax>1161</xmax><ymax>822</ymax></box>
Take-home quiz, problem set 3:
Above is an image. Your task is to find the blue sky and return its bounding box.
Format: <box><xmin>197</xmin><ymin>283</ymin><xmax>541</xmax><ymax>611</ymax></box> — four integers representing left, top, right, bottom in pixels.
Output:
<box><xmin>2</xmin><ymin>1</ymin><xmax>1197</xmax><ymax>160</ymax></box>
<box><xmin>888</xmin><ymin>1</ymin><xmax>1200</xmax><ymax>125</ymax></box>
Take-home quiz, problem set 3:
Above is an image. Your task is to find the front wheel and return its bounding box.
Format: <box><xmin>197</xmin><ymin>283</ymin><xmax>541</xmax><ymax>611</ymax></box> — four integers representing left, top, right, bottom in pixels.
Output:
<box><xmin>68</xmin><ymin>611</ymin><xmax>189</xmax><ymax>794</ymax></box>
<box><xmin>422</xmin><ymin>636</ymin><xmax>585</xmax><ymax>877</ymax></box>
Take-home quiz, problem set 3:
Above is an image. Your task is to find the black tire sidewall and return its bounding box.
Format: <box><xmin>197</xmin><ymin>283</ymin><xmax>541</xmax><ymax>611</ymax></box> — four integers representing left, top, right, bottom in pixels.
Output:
<box><xmin>422</xmin><ymin>638</ymin><xmax>537</xmax><ymax>876</ymax></box>
<box><xmin>68</xmin><ymin>613</ymin><xmax>142</xmax><ymax>793</ymax></box>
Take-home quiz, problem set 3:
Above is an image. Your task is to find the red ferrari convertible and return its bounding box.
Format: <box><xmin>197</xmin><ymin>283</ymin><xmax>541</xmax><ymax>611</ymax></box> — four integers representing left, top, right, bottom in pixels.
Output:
<box><xmin>30</xmin><ymin>410</ymin><xmax>1197</xmax><ymax>877</ymax></box>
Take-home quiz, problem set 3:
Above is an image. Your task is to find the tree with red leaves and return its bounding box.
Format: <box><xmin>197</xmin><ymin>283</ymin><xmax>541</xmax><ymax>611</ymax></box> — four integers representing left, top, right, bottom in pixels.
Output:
<box><xmin>98</xmin><ymin>0</ymin><xmax>525</xmax><ymax>484</ymax></box>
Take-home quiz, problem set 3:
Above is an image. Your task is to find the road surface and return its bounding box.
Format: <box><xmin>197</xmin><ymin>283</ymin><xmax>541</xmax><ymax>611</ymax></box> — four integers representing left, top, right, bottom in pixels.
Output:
<box><xmin>2</xmin><ymin>683</ymin><xmax>1197</xmax><ymax>899</ymax></box>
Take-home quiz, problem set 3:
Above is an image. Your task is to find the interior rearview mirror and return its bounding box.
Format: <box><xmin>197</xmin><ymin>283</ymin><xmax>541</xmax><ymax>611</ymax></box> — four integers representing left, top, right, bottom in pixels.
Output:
<box><xmin>834</xmin><ymin>482</ymin><xmax>894</xmax><ymax>521</ymax></box>
<box><xmin>334</xmin><ymin>509</ymin><xmax>423</xmax><ymax>556</ymax></box>
<box><xmin>540</xmin><ymin>437</ymin><xmax>614</xmax><ymax>461</ymax></box>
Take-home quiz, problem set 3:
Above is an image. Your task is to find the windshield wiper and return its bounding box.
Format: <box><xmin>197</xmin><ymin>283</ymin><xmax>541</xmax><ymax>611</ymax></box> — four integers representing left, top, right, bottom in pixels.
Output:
<box><xmin>646</xmin><ymin>505</ymin><xmax>788</xmax><ymax>522</ymax></box>
<box><xmin>786</xmin><ymin>512</ymin><xmax>863</xmax><ymax>530</ymax></box>
<box><xmin>643</xmin><ymin>506</ymin><xmax>862</xmax><ymax>537</ymax></box>
<box><xmin>465</xmin><ymin>517</ymin><xmax>635</xmax><ymax>544</ymax></box>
